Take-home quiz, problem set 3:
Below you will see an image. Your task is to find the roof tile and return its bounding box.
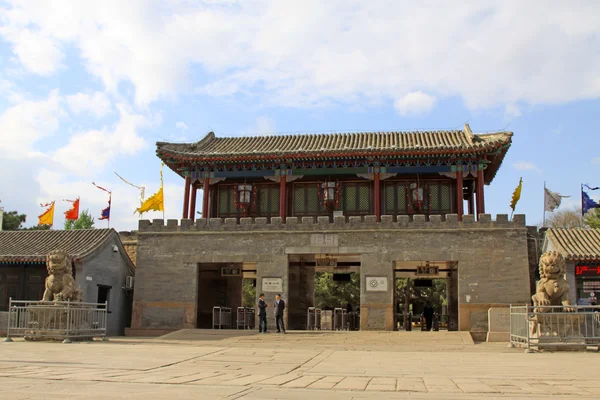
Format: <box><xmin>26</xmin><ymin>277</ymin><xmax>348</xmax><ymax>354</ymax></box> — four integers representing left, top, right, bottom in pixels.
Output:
<box><xmin>0</xmin><ymin>229</ymin><xmax>114</xmax><ymax>263</ymax></box>
<box><xmin>546</xmin><ymin>228</ymin><xmax>600</xmax><ymax>261</ymax></box>
<box><xmin>156</xmin><ymin>128</ymin><xmax>512</xmax><ymax>160</ymax></box>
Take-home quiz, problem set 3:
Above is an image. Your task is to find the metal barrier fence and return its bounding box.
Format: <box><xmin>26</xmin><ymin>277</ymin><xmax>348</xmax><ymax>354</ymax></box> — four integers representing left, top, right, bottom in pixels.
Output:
<box><xmin>236</xmin><ymin>307</ymin><xmax>256</xmax><ymax>330</ymax></box>
<box><xmin>212</xmin><ymin>306</ymin><xmax>232</xmax><ymax>329</ymax></box>
<box><xmin>4</xmin><ymin>299</ymin><xmax>108</xmax><ymax>343</ymax></box>
<box><xmin>307</xmin><ymin>307</ymin><xmax>322</xmax><ymax>330</ymax></box>
<box><xmin>510</xmin><ymin>305</ymin><xmax>600</xmax><ymax>352</ymax></box>
<box><xmin>347</xmin><ymin>312</ymin><xmax>360</xmax><ymax>330</ymax></box>
<box><xmin>396</xmin><ymin>313</ymin><xmax>449</xmax><ymax>331</ymax></box>
<box><xmin>333</xmin><ymin>308</ymin><xmax>347</xmax><ymax>330</ymax></box>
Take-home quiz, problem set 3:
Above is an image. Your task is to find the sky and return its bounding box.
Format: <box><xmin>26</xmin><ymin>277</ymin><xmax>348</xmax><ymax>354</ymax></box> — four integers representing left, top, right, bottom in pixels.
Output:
<box><xmin>0</xmin><ymin>0</ymin><xmax>599</xmax><ymax>232</ymax></box>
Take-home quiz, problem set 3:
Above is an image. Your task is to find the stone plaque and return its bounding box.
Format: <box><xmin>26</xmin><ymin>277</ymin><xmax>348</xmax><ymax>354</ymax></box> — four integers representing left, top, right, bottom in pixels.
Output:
<box><xmin>366</xmin><ymin>276</ymin><xmax>388</xmax><ymax>292</ymax></box>
<box><xmin>486</xmin><ymin>307</ymin><xmax>510</xmax><ymax>342</ymax></box>
<box><xmin>488</xmin><ymin>307</ymin><xmax>510</xmax><ymax>331</ymax></box>
<box><xmin>310</xmin><ymin>234</ymin><xmax>338</xmax><ymax>247</ymax></box>
<box><xmin>261</xmin><ymin>277</ymin><xmax>283</xmax><ymax>293</ymax></box>
<box><xmin>416</xmin><ymin>266</ymin><xmax>439</xmax><ymax>276</ymax></box>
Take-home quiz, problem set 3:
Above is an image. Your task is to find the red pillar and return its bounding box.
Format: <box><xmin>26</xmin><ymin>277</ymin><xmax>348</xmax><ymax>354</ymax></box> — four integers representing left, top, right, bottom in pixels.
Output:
<box><xmin>476</xmin><ymin>169</ymin><xmax>485</xmax><ymax>219</ymax></box>
<box><xmin>374</xmin><ymin>172</ymin><xmax>381</xmax><ymax>221</ymax></box>
<box><xmin>189</xmin><ymin>183</ymin><xmax>197</xmax><ymax>221</ymax></box>
<box><xmin>279</xmin><ymin>175</ymin><xmax>287</xmax><ymax>222</ymax></box>
<box><xmin>182</xmin><ymin>176</ymin><xmax>191</xmax><ymax>219</ymax></box>
<box><xmin>202</xmin><ymin>177</ymin><xmax>210</xmax><ymax>219</ymax></box>
<box><xmin>456</xmin><ymin>170</ymin><xmax>463</xmax><ymax>221</ymax></box>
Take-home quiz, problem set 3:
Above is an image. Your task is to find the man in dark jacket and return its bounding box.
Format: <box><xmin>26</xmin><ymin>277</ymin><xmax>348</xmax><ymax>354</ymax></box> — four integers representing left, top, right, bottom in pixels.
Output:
<box><xmin>274</xmin><ymin>294</ymin><xmax>286</xmax><ymax>334</ymax></box>
<box><xmin>258</xmin><ymin>293</ymin><xmax>268</xmax><ymax>333</ymax></box>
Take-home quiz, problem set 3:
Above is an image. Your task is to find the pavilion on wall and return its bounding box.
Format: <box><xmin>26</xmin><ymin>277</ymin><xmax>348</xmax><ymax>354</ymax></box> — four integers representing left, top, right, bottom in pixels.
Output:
<box><xmin>156</xmin><ymin>124</ymin><xmax>512</xmax><ymax>222</ymax></box>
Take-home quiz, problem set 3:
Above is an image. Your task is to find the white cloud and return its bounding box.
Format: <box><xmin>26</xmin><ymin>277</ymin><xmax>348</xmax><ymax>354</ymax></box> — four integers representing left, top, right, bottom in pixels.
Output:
<box><xmin>0</xmin><ymin>28</ymin><xmax>63</xmax><ymax>76</ymax></box>
<box><xmin>394</xmin><ymin>92</ymin><xmax>436</xmax><ymax>116</ymax></box>
<box><xmin>176</xmin><ymin>122</ymin><xmax>188</xmax><ymax>131</ymax></box>
<box><xmin>66</xmin><ymin>92</ymin><xmax>112</xmax><ymax>117</ymax></box>
<box><xmin>0</xmin><ymin>89</ymin><xmax>63</xmax><ymax>151</ymax></box>
<box><xmin>513</xmin><ymin>162</ymin><xmax>540</xmax><ymax>172</ymax></box>
<box><xmin>53</xmin><ymin>105</ymin><xmax>148</xmax><ymax>176</ymax></box>
<box><xmin>2</xmin><ymin>1</ymin><xmax>600</xmax><ymax>109</ymax></box>
<box><xmin>593</xmin><ymin>157</ymin><xmax>600</xmax><ymax>165</ymax></box>
<box><xmin>254</xmin><ymin>116</ymin><xmax>276</xmax><ymax>136</ymax></box>
<box><xmin>504</xmin><ymin>104</ymin><xmax>522</xmax><ymax>119</ymax></box>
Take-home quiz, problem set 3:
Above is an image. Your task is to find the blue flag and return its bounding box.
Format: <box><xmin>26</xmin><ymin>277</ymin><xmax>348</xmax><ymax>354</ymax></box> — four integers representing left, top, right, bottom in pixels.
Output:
<box><xmin>582</xmin><ymin>190</ymin><xmax>600</xmax><ymax>215</ymax></box>
<box><xmin>584</xmin><ymin>184</ymin><xmax>600</xmax><ymax>191</ymax></box>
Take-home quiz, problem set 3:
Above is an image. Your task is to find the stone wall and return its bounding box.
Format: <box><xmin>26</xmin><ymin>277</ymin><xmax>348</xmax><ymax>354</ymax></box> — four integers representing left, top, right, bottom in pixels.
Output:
<box><xmin>119</xmin><ymin>231</ymin><xmax>138</xmax><ymax>267</ymax></box>
<box><xmin>131</xmin><ymin>213</ymin><xmax>531</xmax><ymax>334</ymax></box>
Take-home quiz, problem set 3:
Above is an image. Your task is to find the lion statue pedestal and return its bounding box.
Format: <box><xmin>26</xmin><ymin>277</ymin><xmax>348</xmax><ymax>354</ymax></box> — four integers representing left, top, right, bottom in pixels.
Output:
<box><xmin>530</xmin><ymin>251</ymin><xmax>585</xmax><ymax>350</ymax></box>
<box><xmin>24</xmin><ymin>250</ymin><xmax>90</xmax><ymax>342</ymax></box>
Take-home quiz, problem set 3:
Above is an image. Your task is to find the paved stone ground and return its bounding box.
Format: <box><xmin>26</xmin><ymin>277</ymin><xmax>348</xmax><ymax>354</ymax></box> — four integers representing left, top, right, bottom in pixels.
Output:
<box><xmin>1</xmin><ymin>331</ymin><xmax>599</xmax><ymax>399</ymax></box>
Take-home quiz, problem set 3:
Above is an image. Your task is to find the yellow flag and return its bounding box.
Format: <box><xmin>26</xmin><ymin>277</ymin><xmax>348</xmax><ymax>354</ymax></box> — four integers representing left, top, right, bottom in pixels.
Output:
<box><xmin>136</xmin><ymin>186</ymin><xmax>164</xmax><ymax>214</ymax></box>
<box><xmin>38</xmin><ymin>202</ymin><xmax>55</xmax><ymax>226</ymax></box>
<box><xmin>510</xmin><ymin>177</ymin><xmax>523</xmax><ymax>211</ymax></box>
<box><xmin>135</xmin><ymin>163</ymin><xmax>164</xmax><ymax>215</ymax></box>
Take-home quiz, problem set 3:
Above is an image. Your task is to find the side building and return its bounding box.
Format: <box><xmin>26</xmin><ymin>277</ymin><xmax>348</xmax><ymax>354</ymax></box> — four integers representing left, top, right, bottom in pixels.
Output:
<box><xmin>0</xmin><ymin>229</ymin><xmax>135</xmax><ymax>336</ymax></box>
<box><xmin>129</xmin><ymin>124</ymin><xmax>532</xmax><ymax>335</ymax></box>
<box><xmin>543</xmin><ymin>228</ymin><xmax>600</xmax><ymax>306</ymax></box>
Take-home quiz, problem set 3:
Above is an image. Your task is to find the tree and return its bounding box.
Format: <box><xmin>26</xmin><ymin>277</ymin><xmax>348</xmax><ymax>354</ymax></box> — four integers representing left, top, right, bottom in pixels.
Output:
<box><xmin>1</xmin><ymin>210</ymin><xmax>27</xmax><ymax>230</ymax></box>
<box><xmin>23</xmin><ymin>224</ymin><xmax>51</xmax><ymax>230</ymax></box>
<box><xmin>544</xmin><ymin>208</ymin><xmax>583</xmax><ymax>229</ymax></box>
<box><xmin>585</xmin><ymin>209</ymin><xmax>600</xmax><ymax>229</ymax></box>
<box><xmin>314</xmin><ymin>272</ymin><xmax>360</xmax><ymax>310</ymax></box>
<box><xmin>242</xmin><ymin>279</ymin><xmax>256</xmax><ymax>308</ymax></box>
<box><xmin>64</xmin><ymin>209</ymin><xmax>95</xmax><ymax>230</ymax></box>
<box><xmin>395</xmin><ymin>278</ymin><xmax>447</xmax><ymax>316</ymax></box>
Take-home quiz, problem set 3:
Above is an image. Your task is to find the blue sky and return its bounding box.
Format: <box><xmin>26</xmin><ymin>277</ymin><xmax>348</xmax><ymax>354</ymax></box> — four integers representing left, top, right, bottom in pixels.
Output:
<box><xmin>0</xmin><ymin>0</ymin><xmax>599</xmax><ymax>231</ymax></box>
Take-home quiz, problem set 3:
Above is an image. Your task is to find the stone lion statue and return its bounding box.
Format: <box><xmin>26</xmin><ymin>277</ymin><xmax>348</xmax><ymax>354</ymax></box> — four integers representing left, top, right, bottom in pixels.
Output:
<box><xmin>531</xmin><ymin>251</ymin><xmax>573</xmax><ymax>312</ymax></box>
<box><xmin>42</xmin><ymin>249</ymin><xmax>82</xmax><ymax>302</ymax></box>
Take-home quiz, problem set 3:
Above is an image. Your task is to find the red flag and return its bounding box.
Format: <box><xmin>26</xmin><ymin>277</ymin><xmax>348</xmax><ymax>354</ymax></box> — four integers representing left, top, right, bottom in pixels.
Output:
<box><xmin>64</xmin><ymin>198</ymin><xmax>80</xmax><ymax>220</ymax></box>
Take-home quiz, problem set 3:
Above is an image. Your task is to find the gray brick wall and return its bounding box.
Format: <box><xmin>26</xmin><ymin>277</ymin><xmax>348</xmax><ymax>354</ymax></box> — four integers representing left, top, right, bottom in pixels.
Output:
<box><xmin>131</xmin><ymin>214</ymin><xmax>531</xmax><ymax>331</ymax></box>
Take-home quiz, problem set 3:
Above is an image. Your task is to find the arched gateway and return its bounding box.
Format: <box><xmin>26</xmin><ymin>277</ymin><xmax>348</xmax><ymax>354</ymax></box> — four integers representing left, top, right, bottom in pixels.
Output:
<box><xmin>129</xmin><ymin>124</ymin><xmax>531</xmax><ymax>335</ymax></box>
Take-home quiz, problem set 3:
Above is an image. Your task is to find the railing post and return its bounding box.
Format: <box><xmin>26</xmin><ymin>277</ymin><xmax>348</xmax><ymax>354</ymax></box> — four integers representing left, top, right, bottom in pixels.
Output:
<box><xmin>63</xmin><ymin>300</ymin><xmax>72</xmax><ymax>344</ymax></box>
<box><xmin>525</xmin><ymin>304</ymin><xmax>532</xmax><ymax>353</ymax></box>
<box><xmin>4</xmin><ymin>298</ymin><xmax>13</xmax><ymax>342</ymax></box>
<box><xmin>102</xmin><ymin>301</ymin><xmax>109</xmax><ymax>341</ymax></box>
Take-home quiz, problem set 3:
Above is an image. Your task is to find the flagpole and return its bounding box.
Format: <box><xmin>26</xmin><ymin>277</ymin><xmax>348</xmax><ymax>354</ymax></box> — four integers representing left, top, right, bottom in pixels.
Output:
<box><xmin>581</xmin><ymin>183</ymin><xmax>584</xmax><ymax>228</ymax></box>
<box><xmin>543</xmin><ymin>181</ymin><xmax>546</xmax><ymax>228</ymax></box>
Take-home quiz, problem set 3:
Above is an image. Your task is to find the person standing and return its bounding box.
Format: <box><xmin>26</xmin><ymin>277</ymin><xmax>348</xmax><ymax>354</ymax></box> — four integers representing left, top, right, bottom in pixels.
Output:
<box><xmin>258</xmin><ymin>293</ymin><xmax>268</xmax><ymax>333</ymax></box>
<box><xmin>423</xmin><ymin>303</ymin><xmax>434</xmax><ymax>331</ymax></box>
<box><xmin>274</xmin><ymin>294</ymin><xmax>286</xmax><ymax>334</ymax></box>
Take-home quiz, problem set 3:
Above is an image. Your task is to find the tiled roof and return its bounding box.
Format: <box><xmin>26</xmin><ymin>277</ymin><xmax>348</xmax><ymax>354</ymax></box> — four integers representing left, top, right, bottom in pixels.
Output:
<box><xmin>0</xmin><ymin>229</ymin><xmax>115</xmax><ymax>263</ymax></box>
<box><xmin>546</xmin><ymin>228</ymin><xmax>600</xmax><ymax>261</ymax></box>
<box><xmin>156</xmin><ymin>128</ymin><xmax>512</xmax><ymax>161</ymax></box>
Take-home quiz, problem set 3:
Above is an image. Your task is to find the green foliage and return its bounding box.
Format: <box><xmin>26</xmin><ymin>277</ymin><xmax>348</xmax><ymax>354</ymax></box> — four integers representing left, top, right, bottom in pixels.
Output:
<box><xmin>585</xmin><ymin>208</ymin><xmax>600</xmax><ymax>229</ymax></box>
<box><xmin>1</xmin><ymin>210</ymin><xmax>27</xmax><ymax>230</ymax></box>
<box><xmin>395</xmin><ymin>278</ymin><xmax>447</xmax><ymax>315</ymax></box>
<box><xmin>242</xmin><ymin>279</ymin><xmax>256</xmax><ymax>307</ymax></box>
<box><xmin>23</xmin><ymin>224</ymin><xmax>51</xmax><ymax>230</ymax></box>
<box><xmin>314</xmin><ymin>272</ymin><xmax>360</xmax><ymax>310</ymax></box>
<box><xmin>64</xmin><ymin>209</ymin><xmax>95</xmax><ymax>230</ymax></box>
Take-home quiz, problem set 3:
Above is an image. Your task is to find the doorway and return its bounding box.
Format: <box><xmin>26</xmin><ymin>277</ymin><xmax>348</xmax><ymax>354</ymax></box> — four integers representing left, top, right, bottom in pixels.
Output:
<box><xmin>394</xmin><ymin>261</ymin><xmax>458</xmax><ymax>331</ymax></box>
<box><xmin>196</xmin><ymin>262</ymin><xmax>255</xmax><ymax>329</ymax></box>
<box><xmin>287</xmin><ymin>254</ymin><xmax>361</xmax><ymax>330</ymax></box>
<box><xmin>97</xmin><ymin>285</ymin><xmax>111</xmax><ymax>310</ymax></box>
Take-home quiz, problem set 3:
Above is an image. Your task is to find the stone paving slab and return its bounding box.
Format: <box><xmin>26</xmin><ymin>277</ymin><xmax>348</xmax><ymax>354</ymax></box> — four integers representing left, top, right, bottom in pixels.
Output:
<box><xmin>0</xmin><ymin>332</ymin><xmax>599</xmax><ymax>398</ymax></box>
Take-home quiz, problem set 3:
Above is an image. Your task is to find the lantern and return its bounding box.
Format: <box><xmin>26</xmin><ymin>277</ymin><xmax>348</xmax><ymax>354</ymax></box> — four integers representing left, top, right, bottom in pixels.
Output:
<box><xmin>237</xmin><ymin>184</ymin><xmax>252</xmax><ymax>205</ymax></box>
<box><xmin>321</xmin><ymin>182</ymin><xmax>336</xmax><ymax>203</ymax></box>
